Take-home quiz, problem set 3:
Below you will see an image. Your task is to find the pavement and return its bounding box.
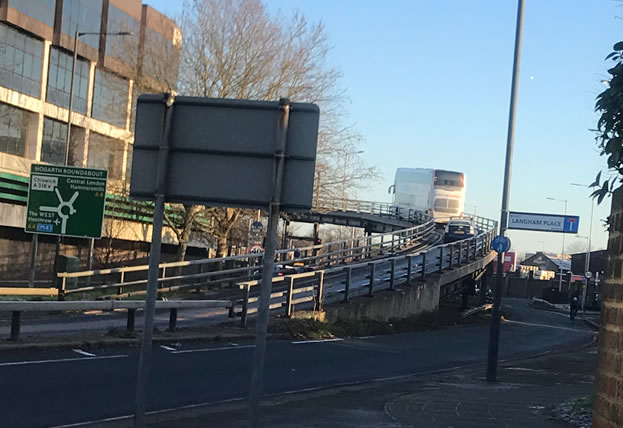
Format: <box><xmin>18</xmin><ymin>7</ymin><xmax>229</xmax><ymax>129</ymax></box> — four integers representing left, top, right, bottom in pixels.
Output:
<box><xmin>0</xmin><ymin>298</ymin><xmax>597</xmax><ymax>428</ymax></box>
<box><xmin>140</xmin><ymin>342</ymin><xmax>597</xmax><ymax>428</ymax></box>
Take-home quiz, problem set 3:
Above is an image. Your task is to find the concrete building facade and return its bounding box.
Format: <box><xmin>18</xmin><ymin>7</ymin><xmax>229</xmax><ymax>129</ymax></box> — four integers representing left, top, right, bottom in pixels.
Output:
<box><xmin>0</xmin><ymin>0</ymin><xmax>181</xmax><ymax>278</ymax></box>
<box><xmin>0</xmin><ymin>0</ymin><xmax>180</xmax><ymax>228</ymax></box>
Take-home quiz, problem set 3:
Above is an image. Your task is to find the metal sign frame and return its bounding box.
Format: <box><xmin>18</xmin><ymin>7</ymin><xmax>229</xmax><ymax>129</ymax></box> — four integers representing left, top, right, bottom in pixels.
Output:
<box><xmin>131</xmin><ymin>94</ymin><xmax>319</xmax><ymax>428</ymax></box>
<box><xmin>131</xmin><ymin>95</ymin><xmax>319</xmax><ymax>211</ymax></box>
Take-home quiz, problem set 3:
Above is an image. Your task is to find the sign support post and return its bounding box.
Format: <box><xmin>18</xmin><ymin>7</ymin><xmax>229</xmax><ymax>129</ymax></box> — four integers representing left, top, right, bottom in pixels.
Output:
<box><xmin>248</xmin><ymin>98</ymin><xmax>290</xmax><ymax>427</ymax></box>
<box><xmin>134</xmin><ymin>93</ymin><xmax>175</xmax><ymax>427</ymax></box>
<box><xmin>486</xmin><ymin>0</ymin><xmax>524</xmax><ymax>383</ymax></box>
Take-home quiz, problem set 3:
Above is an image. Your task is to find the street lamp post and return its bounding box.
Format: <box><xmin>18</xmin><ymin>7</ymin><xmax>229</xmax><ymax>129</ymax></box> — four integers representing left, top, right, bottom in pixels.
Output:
<box><xmin>486</xmin><ymin>0</ymin><xmax>525</xmax><ymax>383</ymax></box>
<box><xmin>57</xmin><ymin>30</ymin><xmax>132</xmax><ymax>277</ymax></box>
<box><xmin>546</xmin><ymin>197</ymin><xmax>568</xmax><ymax>291</ymax></box>
<box><xmin>571</xmin><ymin>182</ymin><xmax>596</xmax><ymax>311</ymax></box>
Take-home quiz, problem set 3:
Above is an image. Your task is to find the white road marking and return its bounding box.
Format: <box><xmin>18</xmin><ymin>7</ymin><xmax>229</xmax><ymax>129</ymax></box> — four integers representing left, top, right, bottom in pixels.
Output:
<box><xmin>171</xmin><ymin>344</ymin><xmax>255</xmax><ymax>354</ymax></box>
<box><xmin>72</xmin><ymin>349</ymin><xmax>96</xmax><ymax>357</ymax></box>
<box><xmin>504</xmin><ymin>319</ymin><xmax>591</xmax><ymax>333</ymax></box>
<box><xmin>160</xmin><ymin>345</ymin><xmax>177</xmax><ymax>351</ymax></box>
<box><xmin>0</xmin><ymin>354</ymin><xmax>127</xmax><ymax>367</ymax></box>
<box><xmin>291</xmin><ymin>338</ymin><xmax>344</xmax><ymax>344</ymax></box>
<box><xmin>357</xmin><ymin>336</ymin><xmax>375</xmax><ymax>339</ymax></box>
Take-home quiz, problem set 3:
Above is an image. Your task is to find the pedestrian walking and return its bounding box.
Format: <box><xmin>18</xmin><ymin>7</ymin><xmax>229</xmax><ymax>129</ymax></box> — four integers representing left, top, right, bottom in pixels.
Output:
<box><xmin>570</xmin><ymin>295</ymin><xmax>579</xmax><ymax>321</ymax></box>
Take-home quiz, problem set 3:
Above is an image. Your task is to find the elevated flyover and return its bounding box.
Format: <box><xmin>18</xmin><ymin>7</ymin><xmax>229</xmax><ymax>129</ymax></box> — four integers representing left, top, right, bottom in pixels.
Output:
<box><xmin>285</xmin><ymin>199</ymin><xmax>425</xmax><ymax>233</ymax></box>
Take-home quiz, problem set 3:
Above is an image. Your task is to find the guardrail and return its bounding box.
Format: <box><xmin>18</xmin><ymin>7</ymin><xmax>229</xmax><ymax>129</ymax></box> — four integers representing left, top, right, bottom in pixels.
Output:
<box><xmin>0</xmin><ymin>299</ymin><xmax>234</xmax><ymax>340</ymax></box>
<box><xmin>313</xmin><ymin>198</ymin><xmax>428</xmax><ymax>222</ymax></box>
<box><xmin>236</xmin><ymin>215</ymin><xmax>497</xmax><ymax>326</ymax></box>
<box><xmin>51</xmin><ymin>210</ymin><xmax>436</xmax><ymax>300</ymax></box>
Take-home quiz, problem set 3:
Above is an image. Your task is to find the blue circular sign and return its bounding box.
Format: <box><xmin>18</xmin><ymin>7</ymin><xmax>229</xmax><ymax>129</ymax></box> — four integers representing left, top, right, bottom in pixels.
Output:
<box><xmin>492</xmin><ymin>235</ymin><xmax>511</xmax><ymax>253</ymax></box>
<box><xmin>250</xmin><ymin>221</ymin><xmax>264</xmax><ymax>235</ymax></box>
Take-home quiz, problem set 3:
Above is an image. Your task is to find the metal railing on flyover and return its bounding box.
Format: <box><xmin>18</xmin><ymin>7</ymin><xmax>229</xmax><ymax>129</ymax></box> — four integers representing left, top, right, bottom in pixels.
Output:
<box><xmin>0</xmin><ymin>299</ymin><xmax>234</xmax><ymax>340</ymax></box>
<box><xmin>51</xmin><ymin>208</ymin><xmax>435</xmax><ymax>300</ymax></box>
<box><xmin>235</xmin><ymin>215</ymin><xmax>497</xmax><ymax>326</ymax></box>
<box><xmin>313</xmin><ymin>198</ymin><xmax>428</xmax><ymax>222</ymax></box>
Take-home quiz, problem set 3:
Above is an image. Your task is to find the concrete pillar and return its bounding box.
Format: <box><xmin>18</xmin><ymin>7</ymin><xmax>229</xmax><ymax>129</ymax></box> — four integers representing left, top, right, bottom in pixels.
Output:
<box><xmin>594</xmin><ymin>186</ymin><xmax>623</xmax><ymax>427</ymax></box>
<box><xmin>86</xmin><ymin>62</ymin><xmax>97</xmax><ymax>117</ymax></box>
<box><xmin>29</xmin><ymin>40</ymin><xmax>52</xmax><ymax>162</ymax></box>
<box><xmin>125</xmin><ymin>79</ymin><xmax>134</xmax><ymax>131</ymax></box>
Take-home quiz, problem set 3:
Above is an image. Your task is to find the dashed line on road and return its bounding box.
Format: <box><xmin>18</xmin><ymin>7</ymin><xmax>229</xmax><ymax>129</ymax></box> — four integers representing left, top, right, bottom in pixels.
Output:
<box><xmin>0</xmin><ymin>354</ymin><xmax>127</xmax><ymax>367</ymax></box>
<box><xmin>291</xmin><ymin>338</ymin><xmax>344</xmax><ymax>345</ymax></box>
<box><xmin>72</xmin><ymin>349</ymin><xmax>96</xmax><ymax>357</ymax></box>
<box><xmin>171</xmin><ymin>344</ymin><xmax>255</xmax><ymax>354</ymax></box>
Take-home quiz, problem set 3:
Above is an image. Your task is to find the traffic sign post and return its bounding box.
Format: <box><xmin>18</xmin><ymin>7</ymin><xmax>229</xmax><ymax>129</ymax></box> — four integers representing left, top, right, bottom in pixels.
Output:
<box><xmin>25</xmin><ymin>164</ymin><xmax>107</xmax><ymax>238</ymax></box>
<box><xmin>130</xmin><ymin>95</ymin><xmax>319</xmax><ymax>427</ymax></box>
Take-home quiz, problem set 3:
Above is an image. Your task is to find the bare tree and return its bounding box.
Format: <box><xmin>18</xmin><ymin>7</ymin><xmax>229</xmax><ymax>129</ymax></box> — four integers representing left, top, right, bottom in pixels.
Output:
<box><xmin>566</xmin><ymin>239</ymin><xmax>588</xmax><ymax>256</ymax></box>
<box><xmin>153</xmin><ymin>0</ymin><xmax>377</xmax><ymax>260</ymax></box>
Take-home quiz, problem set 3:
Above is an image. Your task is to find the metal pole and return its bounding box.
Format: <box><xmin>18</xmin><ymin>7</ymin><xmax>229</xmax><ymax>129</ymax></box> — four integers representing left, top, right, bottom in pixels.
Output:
<box><xmin>66</xmin><ymin>30</ymin><xmax>78</xmax><ymax>165</ymax></box>
<box><xmin>134</xmin><ymin>93</ymin><xmax>175</xmax><ymax>427</ymax></box>
<box><xmin>28</xmin><ymin>234</ymin><xmax>38</xmax><ymax>287</ymax></box>
<box><xmin>248</xmin><ymin>98</ymin><xmax>290</xmax><ymax>427</ymax></box>
<box><xmin>559</xmin><ymin>200</ymin><xmax>567</xmax><ymax>292</ymax></box>
<box><xmin>52</xmin><ymin>30</ymin><xmax>79</xmax><ymax>292</ymax></box>
<box><xmin>486</xmin><ymin>0</ymin><xmax>524</xmax><ymax>383</ymax></box>
<box><xmin>581</xmin><ymin>199</ymin><xmax>594</xmax><ymax>311</ymax></box>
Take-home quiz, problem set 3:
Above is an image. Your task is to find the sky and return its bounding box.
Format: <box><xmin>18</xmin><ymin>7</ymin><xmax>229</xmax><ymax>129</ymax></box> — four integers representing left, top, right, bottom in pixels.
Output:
<box><xmin>145</xmin><ymin>0</ymin><xmax>622</xmax><ymax>256</ymax></box>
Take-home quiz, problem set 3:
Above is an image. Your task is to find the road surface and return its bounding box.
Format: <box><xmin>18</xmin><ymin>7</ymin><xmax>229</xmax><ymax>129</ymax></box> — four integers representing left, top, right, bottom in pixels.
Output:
<box><xmin>0</xmin><ymin>299</ymin><xmax>594</xmax><ymax>427</ymax></box>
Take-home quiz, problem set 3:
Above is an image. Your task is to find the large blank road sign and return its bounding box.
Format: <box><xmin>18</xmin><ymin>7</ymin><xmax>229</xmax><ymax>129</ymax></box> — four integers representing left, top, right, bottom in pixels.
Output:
<box><xmin>25</xmin><ymin>164</ymin><xmax>108</xmax><ymax>238</ymax></box>
<box><xmin>131</xmin><ymin>95</ymin><xmax>319</xmax><ymax>211</ymax></box>
<box><xmin>508</xmin><ymin>211</ymin><xmax>580</xmax><ymax>233</ymax></box>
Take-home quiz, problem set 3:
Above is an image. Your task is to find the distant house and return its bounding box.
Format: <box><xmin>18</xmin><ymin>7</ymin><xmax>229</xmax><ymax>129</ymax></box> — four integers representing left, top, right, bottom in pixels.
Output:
<box><xmin>519</xmin><ymin>252</ymin><xmax>569</xmax><ymax>280</ymax></box>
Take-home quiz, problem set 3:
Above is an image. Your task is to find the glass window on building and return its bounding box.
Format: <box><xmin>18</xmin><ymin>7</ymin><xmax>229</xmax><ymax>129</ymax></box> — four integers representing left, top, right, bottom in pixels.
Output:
<box><xmin>61</xmin><ymin>0</ymin><xmax>103</xmax><ymax>50</ymax></box>
<box><xmin>106</xmin><ymin>5</ymin><xmax>140</xmax><ymax>65</ymax></box>
<box><xmin>0</xmin><ymin>23</ymin><xmax>44</xmax><ymax>98</ymax></box>
<box><xmin>41</xmin><ymin>117</ymin><xmax>67</xmax><ymax>165</ymax></box>
<box><xmin>92</xmin><ymin>68</ymin><xmax>128</xmax><ymax>128</ymax></box>
<box><xmin>142</xmin><ymin>28</ymin><xmax>180</xmax><ymax>85</ymax></box>
<box><xmin>46</xmin><ymin>47</ymin><xmax>89</xmax><ymax>114</ymax></box>
<box><xmin>0</xmin><ymin>103</ymin><xmax>31</xmax><ymax>157</ymax></box>
<box><xmin>87</xmin><ymin>132</ymin><xmax>123</xmax><ymax>180</ymax></box>
<box><xmin>8</xmin><ymin>0</ymin><xmax>55</xmax><ymax>27</ymax></box>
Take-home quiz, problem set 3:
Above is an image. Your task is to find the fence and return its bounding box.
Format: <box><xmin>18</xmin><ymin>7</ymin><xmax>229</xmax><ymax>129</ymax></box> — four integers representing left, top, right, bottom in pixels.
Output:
<box><xmin>236</xmin><ymin>215</ymin><xmax>497</xmax><ymax>326</ymax></box>
<box><xmin>0</xmin><ymin>299</ymin><xmax>234</xmax><ymax>340</ymax></box>
<box><xmin>49</xmin><ymin>211</ymin><xmax>436</xmax><ymax>300</ymax></box>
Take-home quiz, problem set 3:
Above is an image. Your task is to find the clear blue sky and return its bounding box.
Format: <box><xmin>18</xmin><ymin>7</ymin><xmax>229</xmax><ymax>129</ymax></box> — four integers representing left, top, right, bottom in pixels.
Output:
<box><xmin>146</xmin><ymin>0</ymin><xmax>622</xmax><ymax>256</ymax></box>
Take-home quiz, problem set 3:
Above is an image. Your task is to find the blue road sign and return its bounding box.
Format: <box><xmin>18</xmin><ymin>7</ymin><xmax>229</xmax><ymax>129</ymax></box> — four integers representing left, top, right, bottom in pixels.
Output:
<box><xmin>492</xmin><ymin>235</ymin><xmax>511</xmax><ymax>253</ymax></box>
<box><xmin>508</xmin><ymin>211</ymin><xmax>580</xmax><ymax>234</ymax></box>
<box><xmin>563</xmin><ymin>216</ymin><xmax>580</xmax><ymax>233</ymax></box>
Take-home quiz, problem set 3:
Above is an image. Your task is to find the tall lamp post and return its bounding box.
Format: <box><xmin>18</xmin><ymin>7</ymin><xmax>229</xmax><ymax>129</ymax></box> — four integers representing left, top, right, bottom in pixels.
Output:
<box><xmin>486</xmin><ymin>0</ymin><xmax>524</xmax><ymax>383</ymax></box>
<box><xmin>52</xmin><ymin>30</ymin><xmax>132</xmax><ymax>279</ymax></box>
<box><xmin>546</xmin><ymin>197</ymin><xmax>568</xmax><ymax>291</ymax></box>
<box><xmin>571</xmin><ymin>182</ymin><xmax>595</xmax><ymax>310</ymax></box>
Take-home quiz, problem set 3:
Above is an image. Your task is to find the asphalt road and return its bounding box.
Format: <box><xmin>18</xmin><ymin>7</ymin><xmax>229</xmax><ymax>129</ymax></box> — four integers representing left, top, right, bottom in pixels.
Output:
<box><xmin>0</xmin><ymin>299</ymin><xmax>594</xmax><ymax>428</ymax></box>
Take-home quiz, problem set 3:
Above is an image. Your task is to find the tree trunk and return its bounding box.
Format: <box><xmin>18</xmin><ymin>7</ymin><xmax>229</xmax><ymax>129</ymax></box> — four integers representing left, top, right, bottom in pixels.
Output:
<box><xmin>176</xmin><ymin>240</ymin><xmax>189</xmax><ymax>263</ymax></box>
<box><xmin>217</xmin><ymin>235</ymin><xmax>228</xmax><ymax>258</ymax></box>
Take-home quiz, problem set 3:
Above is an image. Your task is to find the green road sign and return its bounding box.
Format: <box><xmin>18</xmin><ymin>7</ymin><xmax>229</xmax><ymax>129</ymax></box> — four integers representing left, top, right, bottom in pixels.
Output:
<box><xmin>25</xmin><ymin>164</ymin><xmax>108</xmax><ymax>238</ymax></box>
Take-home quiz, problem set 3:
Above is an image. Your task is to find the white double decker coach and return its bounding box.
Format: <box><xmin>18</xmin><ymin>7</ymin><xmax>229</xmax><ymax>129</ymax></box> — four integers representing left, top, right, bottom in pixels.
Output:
<box><xmin>389</xmin><ymin>168</ymin><xmax>466</xmax><ymax>223</ymax></box>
